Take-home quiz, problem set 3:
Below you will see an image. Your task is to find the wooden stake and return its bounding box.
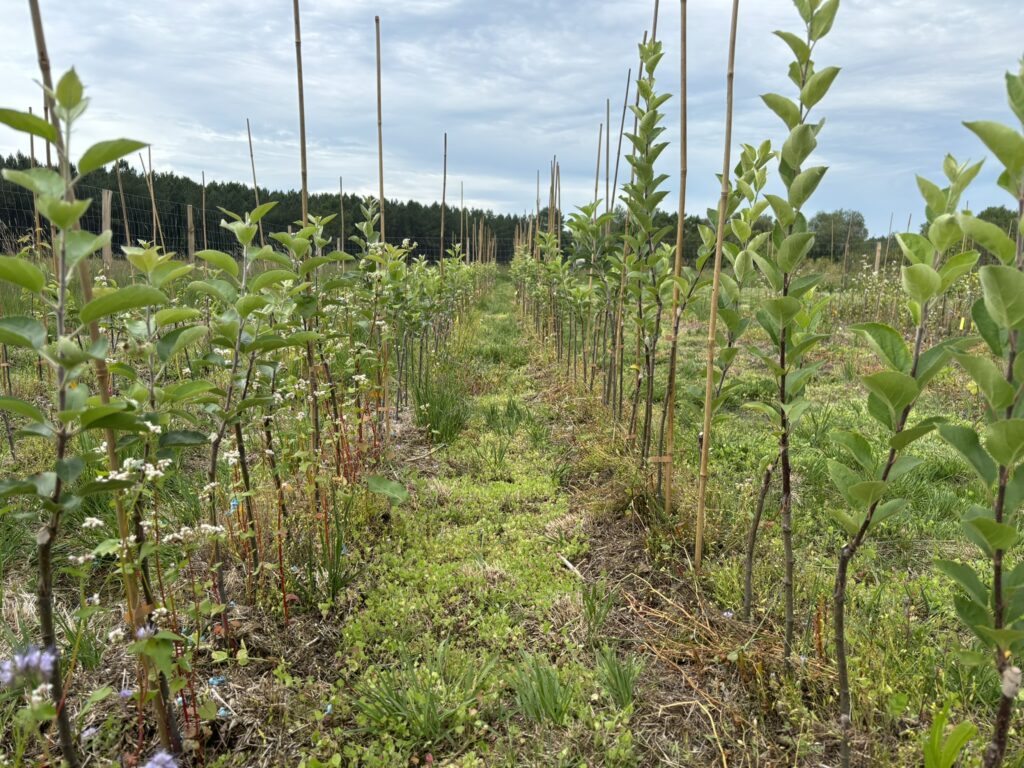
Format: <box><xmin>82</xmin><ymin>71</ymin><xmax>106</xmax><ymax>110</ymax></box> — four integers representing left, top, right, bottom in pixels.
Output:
<box><xmin>246</xmin><ymin>117</ymin><xmax>266</xmax><ymax>246</ymax></box>
<box><xmin>293</xmin><ymin>0</ymin><xmax>309</xmax><ymax>225</ymax></box>
<box><xmin>375</xmin><ymin>15</ymin><xmax>386</xmax><ymax>241</ymax></box>
<box><xmin>101</xmin><ymin>189</ymin><xmax>113</xmax><ymax>270</ymax></box>
<box><xmin>663</xmin><ymin>0</ymin><xmax>688</xmax><ymax>520</ymax></box>
<box><xmin>339</xmin><ymin>176</ymin><xmax>345</xmax><ymax>249</ymax></box>
<box><xmin>186</xmin><ymin>204</ymin><xmax>195</xmax><ymax>262</ymax></box>
<box><xmin>440</xmin><ymin>132</ymin><xmax>447</xmax><ymax>273</ymax></box>
<box><xmin>200</xmin><ymin>171</ymin><xmax>208</xmax><ymax>249</ymax></box>
<box><xmin>695</xmin><ymin>0</ymin><xmax>740</xmax><ymax>573</ymax></box>
<box><xmin>115</xmin><ymin>161</ymin><xmax>131</xmax><ymax>246</ymax></box>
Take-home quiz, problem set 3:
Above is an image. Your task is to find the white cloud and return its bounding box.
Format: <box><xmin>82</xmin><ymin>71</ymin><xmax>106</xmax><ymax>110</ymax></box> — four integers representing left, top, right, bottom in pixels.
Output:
<box><xmin>1</xmin><ymin>0</ymin><xmax>1021</xmax><ymax>232</ymax></box>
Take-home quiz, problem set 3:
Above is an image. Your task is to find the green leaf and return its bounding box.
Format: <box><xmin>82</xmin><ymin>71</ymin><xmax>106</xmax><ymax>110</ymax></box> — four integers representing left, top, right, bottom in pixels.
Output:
<box><xmin>158</xmin><ymin>430</ymin><xmax>208</xmax><ymax>448</ymax></box>
<box><xmin>157</xmin><ymin>325</ymin><xmax>206</xmax><ymax>362</ymax></box>
<box><xmin>366</xmin><ymin>475</ymin><xmax>409</xmax><ymax>505</ymax></box>
<box><xmin>77</xmin><ymin>139</ymin><xmax>148</xmax><ymax>176</ymax></box>
<box><xmin>827</xmin><ymin>507</ymin><xmax>863</xmax><ymax>537</ymax></box>
<box><xmin>64</xmin><ymin>230</ymin><xmax>112</xmax><ymax>271</ymax></box>
<box><xmin>1</xmin><ymin>166</ymin><xmax>63</xmax><ymax>198</ymax></box>
<box><xmin>0</xmin><ymin>396</ymin><xmax>46</xmax><ymax>424</ymax></box>
<box><xmin>1008</xmin><ymin>70</ymin><xmax>1024</xmax><ymax>126</ymax></box>
<box><xmin>887</xmin><ymin>455</ymin><xmax>923</xmax><ymax>482</ymax></box>
<box><xmin>937</xmin><ymin>249</ymin><xmax>979</xmax><ymax>292</ymax></box>
<box><xmin>916</xmin><ymin>176</ymin><xmax>947</xmax><ymax>217</ymax></box>
<box><xmin>249</xmin><ymin>201</ymin><xmax>278</xmax><ymax>223</ymax></box>
<box><xmin>890</xmin><ymin>421</ymin><xmax>938</xmax><ymax>450</ymax></box>
<box><xmin>249</xmin><ymin>269</ymin><xmax>298</xmax><ymax>292</ymax></box>
<box><xmin>901</xmin><ymin>263</ymin><xmax>941</xmax><ymax>305</ymax></box>
<box><xmin>894</xmin><ymin>232</ymin><xmax>933</xmax><ymax>265</ymax></box>
<box><xmin>953</xmin><ymin>353</ymin><xmax>1014</xmax><ymax>411</ymax></box>
<box><xmin>966</xmin><ymin>516</ymin><xmax>1019</xmax><ymax>552</ymax></box>
<box><xmin>55</xmin><ymin>68</ymin><xmax>84</xmax><ymax>109</ymax></box>
<box><xmin>776</xmin><ymin>232</ymin><xmax>815</xmax><ymax>273</ymax></box>
<box><xmin>787</xmin><ymin>166</ymin><xmax>827</xmax><ymax>210</ymax></box>
<box><xmin>833</xmin><ymin>430</ymin><xmax>875</xmax><ymax>472</ymax></box>
<box><xmin>980</xmin><ymin>265</ymin><xmax>1024</xmax><ymax>330</ymax></box>
<box><xmin>938</xmin><ymin>424</ymin><xmax>996</xmax><ymax>487</ymax></box>
<box><xmin>800</xmin><ymin>66</ymin><xmax>840</xmax><ymax>110</ymax></box>
<box><xmin>79</xmin><ymin>286</ymin><xmax>168</xmax><ymax>324</ymax></box>
<box><xmin>972</xmin><ymin>298</ymin><xmax>1004</xmax><ymax>357</ymax></box>
<box><xmin>36</xmin><ymin>196</ymin><xmax>91</xmax><ymax>230</ymax></box>
<box><xmin>964</xmin><ymin>120</ymin><xmax>1024</xmax><ymax>176</ymax></box>
<box><xmin>196</xmin><ymin>249</ymin><xmax>239</xmax><ymax>278</ymax></box>
<box><xmin>762</xmin><ymin>296</ymin><xmax>802</xmax><ymax>327</ymax></box>
<box><xmin>0</xmin><ymin>108</ymin><xmax>58</xmax><ymax>143</ymax></box>
<box><xmin>984</xmin><ymin>420</ymin><xmax>1024</xmax><ymax>467</ymax></box>
<box><xmin>0</xmin><ymin>316</ymin><xmax>46</xmax><ymax>350</ymax></box>
<box><xmin>773</xmin><ymin>30</ymin><xmax>810</xmax><ymax>63</ymax></box>
<box><xmin>935</xmin><ymin>559</ymin><xmax>989</xmax><ymax>607</ymax></box>
<box><xmin>871</xmin><ymin>498</ymin><xmax>907</xmax><ymax>528</ymax></box>
<box><xmin>861</xmin><ymin>371</ymin><xmax>918</xmax><ymax>417</ymax></box>
<box><xmin>848</xmin><ymin>480</ymin><xmax>888</xmax><ymax>508</ymax></box>
<box><xmin>154</xmin><ymin>308</ymin><xmax>202</xmax><ymax>327</ymax></box>
<box><xmin>0</xmin><ymin>255</ymin><xmax>45</xmax><ymax>293</ymax></box>
<box><xmin>928</xmin><ymin>214</ymin><xmax>962</xmax><ymax>253</ymax></box>
<box><xmin>958</xmin><ymin>214</ymin><xmax>1016</xmax><ymax>265</ymax></box>
<box><xmin>761</xmin><ymin>93</ymin><xmax>800</xmax><ymax>130</ymax></box>
<box><xmin>810</xmin><ymin>0</ymin><xmax>840</xmax><ymax>40</ymax></box>
<box><xmin>851</xmin><ymin>322</ymin><xmax>910</xmax><ymax>372</ymax></box>
<box><xmin>781</xmin><ymin>124</ymin><xmax>817</xmax><ymax>170</ymax></box>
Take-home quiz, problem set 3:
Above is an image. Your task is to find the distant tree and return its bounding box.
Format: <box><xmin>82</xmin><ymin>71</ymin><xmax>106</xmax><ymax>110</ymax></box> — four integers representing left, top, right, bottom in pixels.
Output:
<box><xmin>807</xmin><ymin>208</ymin><xmax>869</xmax><ymax>261</ymax></box>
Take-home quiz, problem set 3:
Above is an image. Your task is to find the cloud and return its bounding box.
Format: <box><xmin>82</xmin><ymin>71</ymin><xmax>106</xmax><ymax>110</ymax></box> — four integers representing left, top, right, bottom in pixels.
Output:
<box><xmin>1</xmin><ymin>0</ymin><xmax>1021</xmax><ymax>232</ymax></box>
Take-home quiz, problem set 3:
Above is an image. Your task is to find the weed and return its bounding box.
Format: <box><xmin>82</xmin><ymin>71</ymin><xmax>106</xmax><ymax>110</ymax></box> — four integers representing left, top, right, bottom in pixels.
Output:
<box><xmin>510</xmin><ymin>655</ymin><xmax>574</xmax><ymax>726</ymax></box>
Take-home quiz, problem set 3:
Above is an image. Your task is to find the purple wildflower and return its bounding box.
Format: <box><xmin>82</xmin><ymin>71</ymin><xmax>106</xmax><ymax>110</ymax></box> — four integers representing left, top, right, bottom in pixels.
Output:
<box><xmin>81</xmin><ymin>726</ymin><xmax>99</xmax><ymax>741</ymax></box>
<box><xmin>135</xmin><ymin>625</ymin><xmax>156</xmax><ymax>641</ymax></box>
<box><xmin>142</xmin><ymin>749</ymin><xmax>177</xmax><ymax>768</ymax></box>
<box><xmin>119</xmin><ymin>688</ymin><xmax>134</xmax><ymax>700</ymax></box>
<box><xmin>0</xmin><ymin>646</ymin><xmax>57</xmax><ymax>688</ymax></box>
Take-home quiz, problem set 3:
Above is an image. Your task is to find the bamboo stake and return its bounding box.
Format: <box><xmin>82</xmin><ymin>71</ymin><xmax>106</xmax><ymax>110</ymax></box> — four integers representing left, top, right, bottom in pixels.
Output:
<box><xmin>339</xmin><ymin>176</ymin><xmax>345</xmax><ymax>249</ymax></box>
<box><xmin>662</xmin><ymin>0</ymin><xmax>687</xmax><ymax>518</ymax></box>
<box><xmin>140</xmin><ymin>149</ymin><xmax>165</xmax><ymax>250</ymax></box>
<box><xmin>293</xmin><ymin>0</ymin><xmax>309</xmax><ymax>225</ymax></box>
<box><xmin>115</xmin><ymin>161</ymin><xmax>131</xmax><ymax>245</ymax></box>
<box><xmin>245</xmin><ymin>117</ymin><xmax>266</xmax><ymax>246</ymax></box>
<box><xmin>440</xmin><ymin>132</ymin><xmax>447</xmax><ymax>274</ymax></box>
<box><xmin>201</xmin><ymin>171</ymin><xmax>208</xmax><ymax>249</ymax></box>
<box><xmin>694</xmin><ymin>0</ymin><xmax>740</xmax><ymax>573</ymax></box>
<box><xmin>375</xmin><ymin>15</ymin><xmax>386</xmax><ymax>241</ymax></box>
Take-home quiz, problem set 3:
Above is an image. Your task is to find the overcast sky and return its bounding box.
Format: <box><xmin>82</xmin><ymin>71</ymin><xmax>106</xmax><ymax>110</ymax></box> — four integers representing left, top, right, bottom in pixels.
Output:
<box><xmin>1</xmin><ymin>0</ymin><xmax>1022</xmax><ymax>237</ymax></box>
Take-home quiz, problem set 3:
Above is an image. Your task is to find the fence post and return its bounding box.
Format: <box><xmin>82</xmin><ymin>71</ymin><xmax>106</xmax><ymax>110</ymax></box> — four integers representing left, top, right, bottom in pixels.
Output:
<box><xmin>873</xmin><ymin>241</ymin><xmax>881</xmax><ymax>274</ymax></box>
<box><xmin>187</xmin><ymin>204</ymin><xmax>195</xmax><ymax>262</ymax></box>
<box><xmin>101</xmin><ymin>189</ymin><xmax>113</xmax><ymax>271</ymax></box>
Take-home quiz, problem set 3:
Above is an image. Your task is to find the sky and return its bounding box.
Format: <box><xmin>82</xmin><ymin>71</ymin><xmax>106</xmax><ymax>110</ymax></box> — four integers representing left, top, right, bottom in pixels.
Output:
<box><xmin>1</xmin><ymin>0</ymin><xmax>1022</xmax><ymax>239</ymax></box>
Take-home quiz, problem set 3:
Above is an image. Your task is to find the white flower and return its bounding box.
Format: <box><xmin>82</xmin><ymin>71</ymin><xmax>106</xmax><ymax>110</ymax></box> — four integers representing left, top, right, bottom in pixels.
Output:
<box><xmin>82</xmin><ymin>517</ymin><xmax>104</xmax><ymax>530</ymax></box>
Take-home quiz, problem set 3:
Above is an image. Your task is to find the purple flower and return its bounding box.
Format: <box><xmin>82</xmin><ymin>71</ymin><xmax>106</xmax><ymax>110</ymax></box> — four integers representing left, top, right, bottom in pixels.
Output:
<box><xmin>142</xmin><ymin>749</ymin><xmax>177</xmax><ymax>768</ymax></box>
<box><xmin>1</xmin><ymin>646</ymin><xmax>57</xmax><ymax>688</ymax></box>
<box><xmin>722</xmin><ymin>610</ymin><xmax>734</xmax><ymax>620</ymax></box>
<box><xmin>81</xmin><ymin>726</ymin><xmax>98</xmax><ymax>741</ymax></box>
<box><xmin>118</xmin><ymin>688</ymin><xmax>134</xmax><ymax>700</ymax></box>
<box><xmin>135</xmin><ymin>625</ymin><xmax>156</xmax><ymax>641</ymax></box>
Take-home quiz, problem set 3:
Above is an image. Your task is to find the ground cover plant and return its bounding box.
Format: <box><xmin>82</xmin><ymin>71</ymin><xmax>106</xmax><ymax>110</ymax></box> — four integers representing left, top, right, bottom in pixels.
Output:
<box><xmin>1</xmin><ymin>0</ymin><xmax>1024</xmax><ymax>766</ymax></box>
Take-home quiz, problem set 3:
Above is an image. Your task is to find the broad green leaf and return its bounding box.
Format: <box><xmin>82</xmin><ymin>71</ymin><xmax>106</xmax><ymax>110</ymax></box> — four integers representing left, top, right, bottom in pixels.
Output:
<box><xmin>1</xmin><ymin>166</ymin><xmax>63</xmax><ymax>198</ymax></box>
<box><xmin>894</xmin><ymin>232</ymin><xmax>933</xmax><ymax>265</ymax></box>
<box><xmin>249</xmin><ymin>269</ymin><xmax>298</xmax><ymax>292</ymax></box>
<box><xmin>800</xmin><ymin>66</ymin><xmax>840</xmax><ymax>110</ymax></box>
<box><xmin>983</xmin><ymin>420</ymin><xmax>1024</xmax><ymax>467</ymax></box>
<box><xmin>79</xmin><ymin>285</ymin><xmax>168</xmax><ymax>324</ymax></box>
<box><xmin>851</xmin><ymin>322</ymin><xmax>910</xmax><ymax>372</ymax></box>
<box><xmin>55</xmin><ymin>69</ymin><xmax>84</xmax><ymax>109</ymax></box>
<box><xmin>781</xmin><ymin>124</ymin><xmax>817</xmax><ymax>170</ymax></box>
<box><xmin>810</xmin><ymin>0</ymin><xmax>840</xmax><ymax>40</ymax></box>
<box><xmin>958</xmin><ymin>214</ymin><xmax>1016</xmax><ymax>265</ymax></box>
<box><xmin>78</xmin><ymin>139</ymin><xmax>148</xmax><ymax>176</ymax></box>
<box><xmin>0</xmin><ymin>108</ymin><xmax>58</xmax><ymax>143</ymax></box>
<box><xmin>972</xmin><ymin>298</ymin><xmax>1004</xmax><ymax>356</ymax></box>
<box><xmin>964</xmin><ymin>120</ymin><xmax>1024</xmax><ymax>176</ymax></box>
<box><xmin>249</xmin><ymin>201</ymin><xmax>278</xmax><ymax>223</ymax></box>
<box><xmin>901</xmin><ymin>263</ymin><xmax>941</xmax><ymax>305</ymax></box>
<box><xmin>827</xmin><ymin>507</ymin><xmax>863</xmax><ymax>537</ymax></box>
<box><xmin>871</xmin><ymin>498</ymin><xmax>907</xmax><ymax>528</ymax></box>
<box><xmin>366</xmin><ymin>475</ymin><xmax>409</xmax><ymax>504</ymax></box>
<box><xmin>157</xmin><ymin>325</ymin><xmax>206</xmax><ymax>362</ymax></box>
<box><xmin>0</xmin><ymin>316</ymin><xmax>46</xmax><ymax>349</ymax></box>
<box><xmin>195</xmin><ymin>249</ymin><xmax>239</xmax><ymax>278</ymax></box>
<box><xmin>773</xmin><ymin>30</ymin><xmax>810</xmax><ymax>63</ymax></box>
<box><xmin>966</xmin><ymin>516</ymin><xmax>1019</xmax><ymax>552</ymax></box>
<box><xmin>64</xmin><ymin>230</ymin><xmax>112</xmax><ymax>271</ymax></box>
<box><xmin>953</xmin><ymin>352</ymin><xmax>1014</xmax><ymax>411</ymax></box>
<box><xmin>890</xmin><ymin>421</ymin><xmax>938</xmax><ymax>450</ymax></box>
<box><xmin>917</xmin><ymin>176</ymin><xmax>947</xmax><ymax>217</ymax></box>
<box><xmin>0</xmin><ymin>396</ymin><xmax>46</xmax><ymax>424</ymax></box>
<box><xmin>761</xmin><ymin>93</ymin><xmax>800</xmax><ymax>130</ymax></box>
<box><xmin>787</xmin><ymin>166</ymin><xmax>827</xmax><ymax>210</ymax></box>
<box><xmin>980</xmin><ymin>265</ymin><xmax>1024</xmax><ymax>330</ymax></box>
<box><xmin>776</xmin><ymin>232</ymin><xmax>815</xmax><ymax>273</ymax></box>
<box><xmin>938</xmin><ymin>424</ymin><xmax>996</xmax><ymax>487</ymax></box>
<box><xmin>36</xmin><ymin>196</ymin><xmax>91</xmax><ymax>230</ymax></box>
<box><xmin>887</xmin><ymin>455</ymin><xmax>923</xmax><ymax>482</ymax></box>
<box><xmin>848</xmin><ymin>480</ymin><xmax>888</xmax><ymax>508</ymax></box>
<box><xmin>928</xmin><ymin>214</ymin><xmax>962</xmax><ymax>253</ymax></box>
<box><xmin>832</xmin><ymin>430</ymin><xmax>874</xmax><ymax>472</ymax></box>
<box><xmin>158</xmin><ymin>430</ymin><xmax>207</xmax><ymax>448</ymax></box>
<box><xmin>154</xmin><ymin>308</ymin><xmax>202</xmax><ymax>327</ymax></box>
<box><xmin>861</xmin><ymin>370</ymin><xmax>918</xmax><ymax>417</ymax></box>
<box><xmin>235</xmin><ymin>295</ymin><xmax>268</xmax><ymax>318</ymax></box>
<box><xmin>762</xmin><ymin>296</ymin><xmax>802</xmax><ymax>327</ymax></box>
<box><xmin>935</xmin><ymin>559</ymin><xmax>989</xmax><ymax>607</ymax></box>
<box><xmin>0</xmin><ymin>255</ymin><xmax>45</xmax><ymax>293</ymax></box>
<box><xmin>937</xmin><ymin>250</ymin><xmax>979</xmax><ymax>292</ymax></box>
